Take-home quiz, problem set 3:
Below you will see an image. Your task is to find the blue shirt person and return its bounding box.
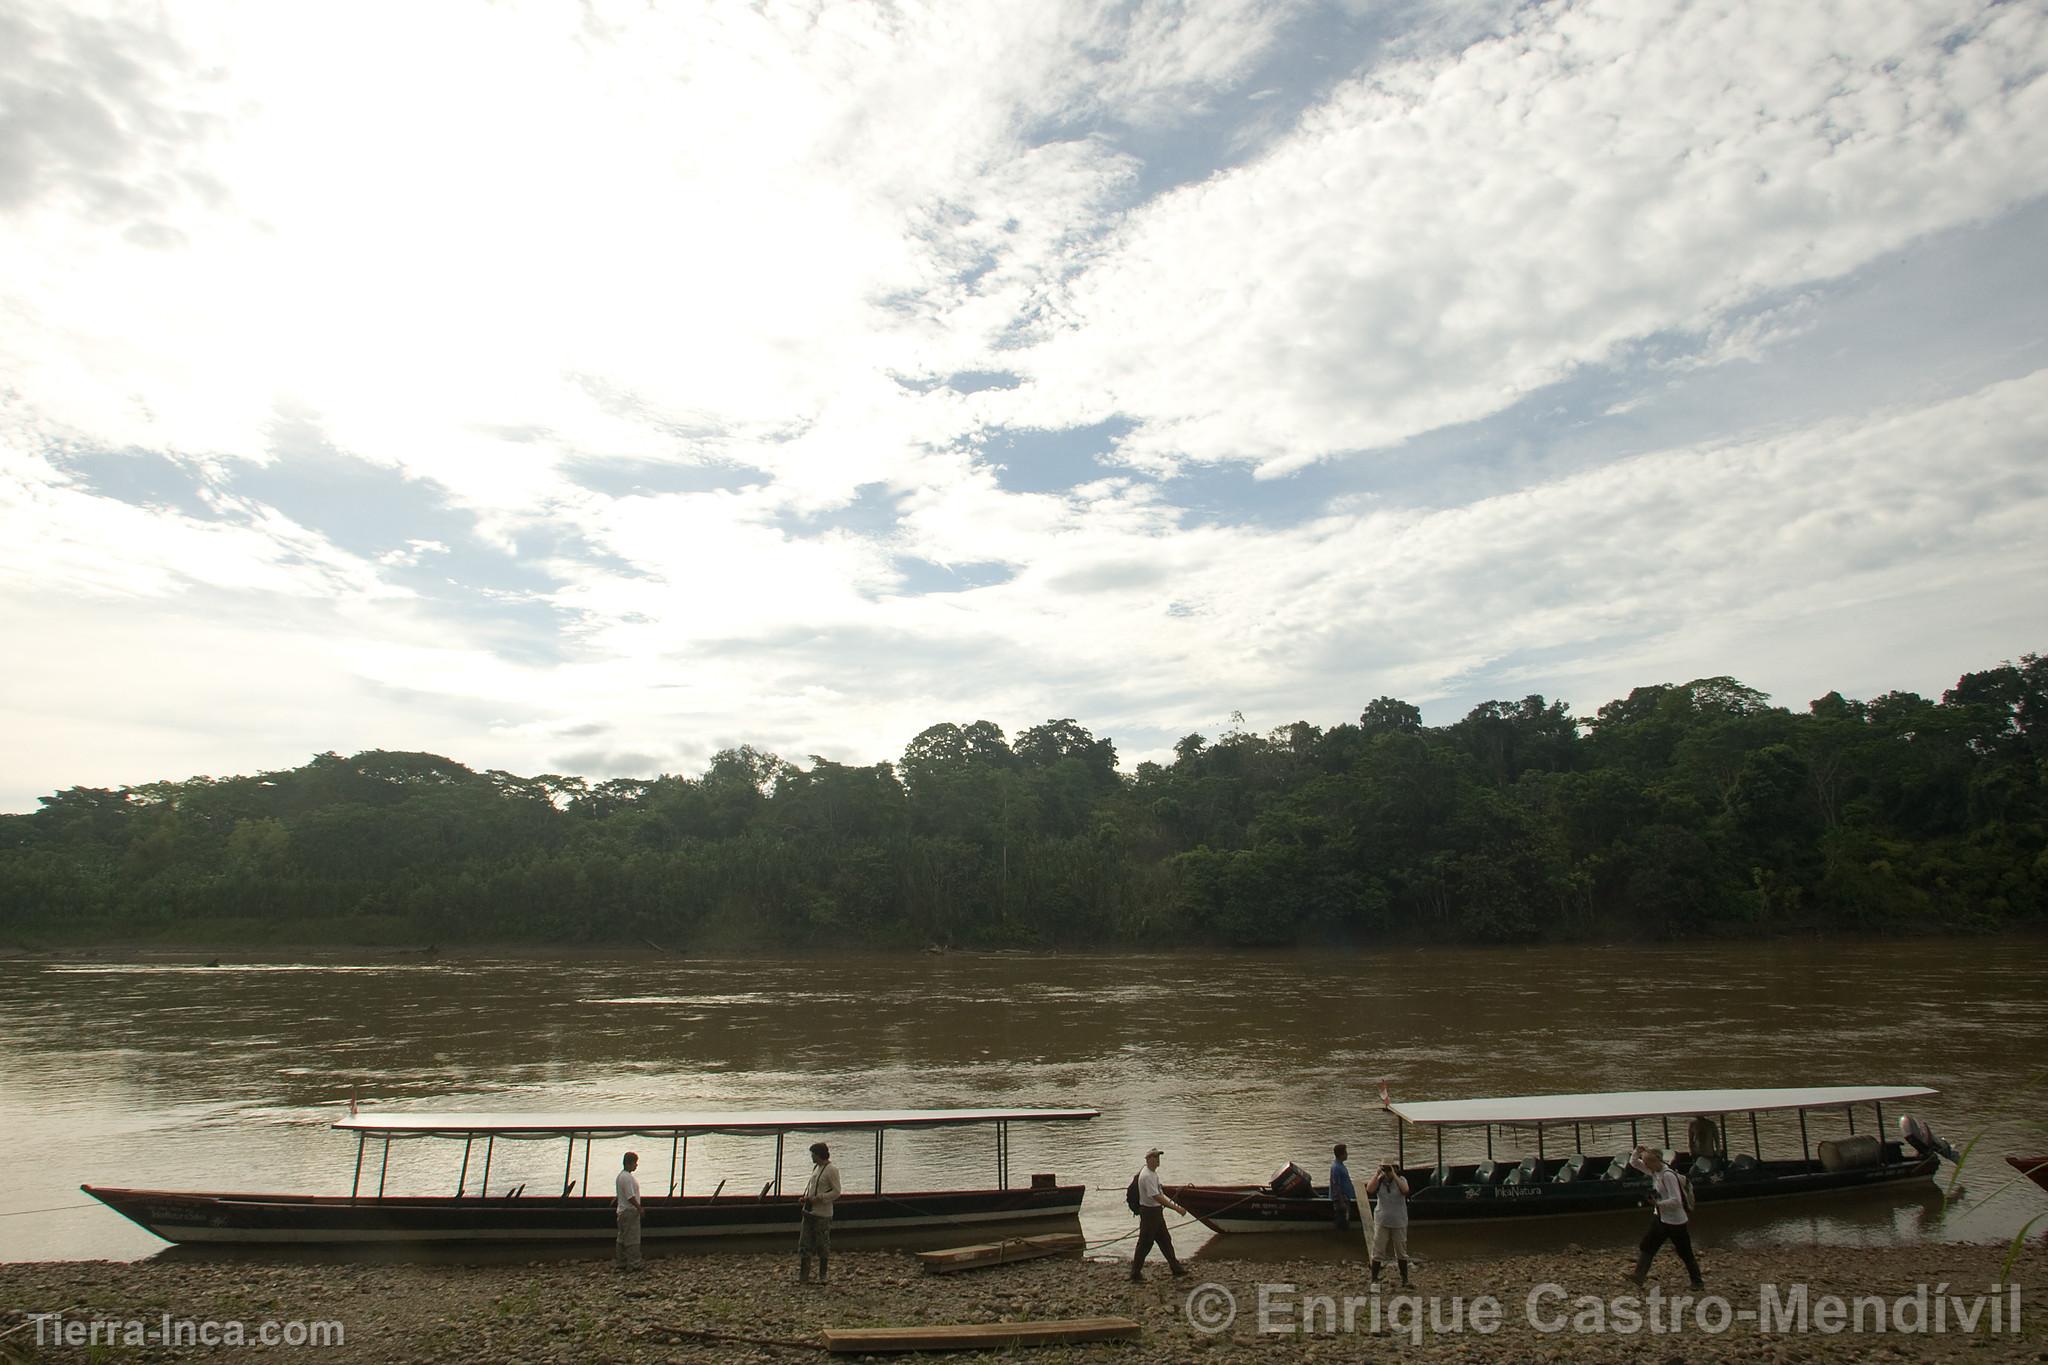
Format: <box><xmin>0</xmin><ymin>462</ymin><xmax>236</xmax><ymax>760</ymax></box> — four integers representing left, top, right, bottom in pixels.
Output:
<box><xmin>1329</xmin><ymin>1143</ymin><xmax>1359</xmax><ymax>1229</ymax></box>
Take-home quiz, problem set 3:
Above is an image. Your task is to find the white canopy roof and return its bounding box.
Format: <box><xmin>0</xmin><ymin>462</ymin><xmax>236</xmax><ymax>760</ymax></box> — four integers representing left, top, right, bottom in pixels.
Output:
<box><xmin>1389</xmin><ymin>1086</ymin><xmax>1935</xmax><ymax>1128</ymax></box>
<box><xmin>334</xmin><ymin>1107</ymin><xmax>1099</xmax><ymax>1139</ymax></box>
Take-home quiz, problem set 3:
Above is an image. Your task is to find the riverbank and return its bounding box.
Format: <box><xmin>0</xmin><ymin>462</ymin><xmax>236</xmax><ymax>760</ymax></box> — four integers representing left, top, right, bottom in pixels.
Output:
<box><xmin>9</xmin><ymin>927</ymin><xmax>2039</xmax><ymax>963</ymax></box>
<box><xmin>1</xmin><ymin>1241</ymin><xmax>2039</xmax><ymax>1362</ymax></box>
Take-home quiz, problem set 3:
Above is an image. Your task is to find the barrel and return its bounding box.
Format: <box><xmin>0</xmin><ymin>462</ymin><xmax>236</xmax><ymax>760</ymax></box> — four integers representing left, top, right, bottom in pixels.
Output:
<box><xmin>1817</xmin><ymin>1134</ymin><xmax>1882</xmax><ymax>1171</ymax></box>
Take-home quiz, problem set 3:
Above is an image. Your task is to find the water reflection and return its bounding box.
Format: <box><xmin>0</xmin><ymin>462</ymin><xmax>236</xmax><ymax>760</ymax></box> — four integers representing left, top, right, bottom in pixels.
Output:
<box><xmin>2</xmin><ymin>940</ymin><xmax>2044</xmax><ymax>1262</ymax></box>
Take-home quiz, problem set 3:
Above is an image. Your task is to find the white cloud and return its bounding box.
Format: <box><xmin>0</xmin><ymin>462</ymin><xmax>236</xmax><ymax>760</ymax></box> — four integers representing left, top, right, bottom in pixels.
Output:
<box><xmin>0</xmin><ymin>0</ymin><xmax>2042</xmax><ymax>809</ymax></box>
<box><xmin>1018</xmin><ymin>0</ymin><xmax>2048</xmax><ymax>472</ymax></box>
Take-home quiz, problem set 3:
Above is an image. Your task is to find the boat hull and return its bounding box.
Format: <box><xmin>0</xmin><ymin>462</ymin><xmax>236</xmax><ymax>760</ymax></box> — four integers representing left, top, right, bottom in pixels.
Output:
<box><xmin>82</xmin><ymin>1183</ymin><xmax>1085</xmax><ymax>1246</ymax></box>
<box><xmin>1170</xmin><ymin>1154</ymin><xmax>1939</xmax><ymax>1232</ymax></box>
<box><xmin>2008</xmin><ymin>1155</ymin><xmax>2048</xmax><ymax>1194</ymax></box>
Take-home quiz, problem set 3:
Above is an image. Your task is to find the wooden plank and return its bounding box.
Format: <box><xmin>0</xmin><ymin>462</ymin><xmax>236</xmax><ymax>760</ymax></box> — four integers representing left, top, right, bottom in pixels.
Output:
<box><xmin>822</xmin><ymin>1317</ymin><xmax>1140</xmax><ymax>1353</ymax></box>
<box><xmin>916</xmin><ymin>1232</ymin><xmax>1086</xmax><ymax>1273</ymax></box>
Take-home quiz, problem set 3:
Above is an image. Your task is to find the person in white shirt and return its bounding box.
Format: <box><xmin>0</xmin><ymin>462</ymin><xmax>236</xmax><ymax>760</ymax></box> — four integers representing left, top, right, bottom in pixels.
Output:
<box><xmin>1365</xmin><ymin>1157</ymin><xmax>1412</xmax><ymax>1286</ymax></box>
<box><xmin>1130</xmin><ymin>1147</ymin><xmax>1190</xmax><ymax>1281</ymax></box>
<box><xmin>1624</xmin><ymin>1145</ymin><xmax>1703</xmax><ymax>1290</ymax></box>
<box><xmin>614</xmin><ymin>1152</ymin><xmax>643</xmax><ymax>1272</ymax></box>
<box><xmin>798</xmin><ymin>1142</ymin><xmax>842</xmax><ymax>1284</ymax></box>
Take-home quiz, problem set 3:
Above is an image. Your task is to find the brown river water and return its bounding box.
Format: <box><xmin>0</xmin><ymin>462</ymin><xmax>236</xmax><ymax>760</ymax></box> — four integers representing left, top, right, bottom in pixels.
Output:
<box><xmin>2</xmin><ymin>940</ymin><xmax>2044</xmax><ymax>1264</ymax></box>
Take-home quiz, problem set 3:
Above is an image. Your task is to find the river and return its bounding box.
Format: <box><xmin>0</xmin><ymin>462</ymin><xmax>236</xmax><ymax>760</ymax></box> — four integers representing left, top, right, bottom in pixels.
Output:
<box><xmin>2</xmin><ymin>939</ymin><xmax>2043</xmax><ymax>1263</ymax></box>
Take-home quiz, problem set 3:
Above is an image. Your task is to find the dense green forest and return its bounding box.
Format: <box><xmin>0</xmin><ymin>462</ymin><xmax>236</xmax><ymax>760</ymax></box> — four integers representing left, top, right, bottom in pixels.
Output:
<box><xmin>3</xmin><ymin>653</ymin><xmax>2043</xmax><ymax>948</ymax></box>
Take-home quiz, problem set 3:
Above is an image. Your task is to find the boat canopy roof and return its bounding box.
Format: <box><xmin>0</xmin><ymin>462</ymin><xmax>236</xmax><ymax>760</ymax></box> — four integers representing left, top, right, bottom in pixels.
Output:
<box><xmin>1388</xmin><ymin>1085</ymin><xmax>1935</xmax><ymax>1128</ymax></box>
<box><xmin>334</xmin><ymin>1107</ymin><xmax>1100</xmax><ymax>1140</ymax></box>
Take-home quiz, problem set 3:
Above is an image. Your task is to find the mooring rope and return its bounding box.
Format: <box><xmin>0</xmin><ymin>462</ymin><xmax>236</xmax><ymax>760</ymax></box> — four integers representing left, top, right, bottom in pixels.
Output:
<box><xmin>0</xmin><ymin>1202</ymin><xmax>98</xmax><ymax>1218</ymax></box>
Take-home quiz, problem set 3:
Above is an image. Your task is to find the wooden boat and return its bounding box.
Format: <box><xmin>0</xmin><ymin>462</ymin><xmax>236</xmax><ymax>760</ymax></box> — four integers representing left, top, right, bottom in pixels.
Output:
<box><xmin>84</xmin><ymin>1107</ymin><xmax>1095</xmax><ymax>1246</ymax></box>
<box><xmin>2007</xmin><ymin>1155</ymin><xmax>2048</xmax><ymax>1193</ymax></box>
<box><xmin>1169</xmin><ymin>1086</ymin><xmax>1947</xmax><ymax>1232</ymax></box>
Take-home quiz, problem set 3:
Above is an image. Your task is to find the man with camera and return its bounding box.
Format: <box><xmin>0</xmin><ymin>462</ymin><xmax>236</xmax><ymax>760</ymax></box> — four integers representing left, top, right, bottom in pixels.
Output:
<box><xmin>1364</xmin><ymin>1157</ymin><xmax>1411</xmax><ymax>1285</ymax></box>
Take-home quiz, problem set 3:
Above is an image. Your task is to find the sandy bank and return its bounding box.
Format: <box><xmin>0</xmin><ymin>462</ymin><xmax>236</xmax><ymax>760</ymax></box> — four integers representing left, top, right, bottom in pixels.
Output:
<box><xmin>1</xmin><ymin>1240</ymin><xmax>2039</xmax><ymax>1362</ymax></box>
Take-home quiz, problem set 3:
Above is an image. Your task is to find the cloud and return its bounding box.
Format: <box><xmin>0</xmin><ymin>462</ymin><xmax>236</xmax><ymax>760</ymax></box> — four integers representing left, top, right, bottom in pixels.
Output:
<box><xmin>1016</xmin><ymin>0</ymin><xmax>2048</xmax><ymax>473</ymax></box>
<box><xmin>0</xmin><ymin>0</ymin><xmax>2041</xmax><ymax>809</ymax></box>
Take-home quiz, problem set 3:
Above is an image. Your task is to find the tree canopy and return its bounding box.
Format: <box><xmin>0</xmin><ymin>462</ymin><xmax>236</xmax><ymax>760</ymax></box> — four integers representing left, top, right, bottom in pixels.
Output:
<box><xmin>3</xmin><ymin>652</ymin><xmax>2042</xmax><ymax>948</ymax></box>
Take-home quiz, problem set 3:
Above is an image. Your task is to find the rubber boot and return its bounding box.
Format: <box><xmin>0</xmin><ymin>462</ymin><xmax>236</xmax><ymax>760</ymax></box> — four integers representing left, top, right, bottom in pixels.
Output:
<box><xmin>1369</xmin><ymin>1260</ymin><xmax>1382</xmax><ymax>1283</ymax></box>
<box><xmin>1398</xmin><ymin>1259</ymin><xmax>1410</xmax><ymax>1288</ymax></box>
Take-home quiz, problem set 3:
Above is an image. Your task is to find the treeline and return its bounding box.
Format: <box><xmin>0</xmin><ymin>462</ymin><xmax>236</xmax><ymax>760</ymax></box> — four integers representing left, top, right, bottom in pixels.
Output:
<box><xmin>1</xmin><ymin>653</ymin><xmax>2042</xmax><ymax>947</ymax></box>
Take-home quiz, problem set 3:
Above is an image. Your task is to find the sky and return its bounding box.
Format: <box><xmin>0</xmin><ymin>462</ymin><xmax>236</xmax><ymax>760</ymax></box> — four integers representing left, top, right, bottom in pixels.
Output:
<box><xmin>3</xmin><ymin>0</ymin><xmax>2045</xmax><ymax>812</ymax></box>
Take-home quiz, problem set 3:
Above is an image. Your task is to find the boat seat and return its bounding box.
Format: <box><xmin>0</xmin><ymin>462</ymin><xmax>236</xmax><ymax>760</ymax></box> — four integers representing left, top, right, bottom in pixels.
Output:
<box><xmin>1728</xmin><ymin>1153</ymin><xmax>1761</xmax><ymax>1176</ymax></box>
<box><xmin>1554</xmin><ymin>1154</ymin><xmax>1588</xmax><ymax>1184</ymax></box>
<box><xmin>1470</xmin><ymin>1160</ymin><xmax>1504</xmax><ymax>1186</ymax></box>
<box><xmin>1428</xmin><ymin>1165</ymin><xmax>1453</xmax><ymax>1189</ymax></box>
<box><xmin>1688</xmin><ymin>1155</ymin><xmax>1721</xmax><ymax>1180</ymax></box>
<box><xmin>1501</xmin><ymin>1156</ymin><xmax>1543</xmax><ymax>1187</ymax></box>
<box><xmin>1602</xmin><ymin>1154</ymin><xmax>1646</xmax><ymax>1182</ymax></box>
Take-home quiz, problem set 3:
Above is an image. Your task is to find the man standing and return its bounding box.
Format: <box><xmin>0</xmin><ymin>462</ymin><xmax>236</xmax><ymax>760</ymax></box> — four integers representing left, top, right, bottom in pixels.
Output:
<box><xmin>1625</xmin><ymin>1145</ymin><xmax>1704</xmax><ymax>1290</ymax></box>
<box><xmin>1365</xmin><ymin>1157</ymin><xmax>1411</xmax><ymax>1286</ymax></box>
<box><xmin>1130</xmin><ymin>1147</ymin><xmax>1189</xmax><ymax>1281</ymax></box>
<box><xmin>798</xmin><ymin>1141</ymin><xmax>841</xmax><ymax>1284</ymax></box>
<box><xmin>614</xmin><ymin>1151</ymin><xmax>643</xmax><ymax>1272</ymax></box>
<box><xmin>1329</xmin><ymin>1143</ymin><xmax>1358</xmax><ymax>1232</ymax></box>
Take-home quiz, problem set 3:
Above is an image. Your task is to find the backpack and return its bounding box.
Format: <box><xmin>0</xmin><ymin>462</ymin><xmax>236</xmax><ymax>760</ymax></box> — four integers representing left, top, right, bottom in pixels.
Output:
<box><xmin>1680</xmin><ymin>1174</ymin><xmax>1696</xmax><ymax>1212</ymax></box>
<box><xmin>1126</xmin><ymin>1172</ymin><xmax>1143</xmax><ymax>1216</ymax></box>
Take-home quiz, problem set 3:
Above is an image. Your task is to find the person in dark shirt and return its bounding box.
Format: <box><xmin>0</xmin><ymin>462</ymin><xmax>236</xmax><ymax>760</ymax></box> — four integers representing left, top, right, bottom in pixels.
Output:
<box><xmin>1329</xmin><ymin>1143</ymin><xmax>1358</xmax><ymax>1231</ymax></box>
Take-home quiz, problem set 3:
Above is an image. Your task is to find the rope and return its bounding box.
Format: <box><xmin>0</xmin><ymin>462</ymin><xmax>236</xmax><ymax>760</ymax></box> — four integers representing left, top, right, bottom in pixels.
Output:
<box><xmin>0</xmin><ymin>1202</ymin><xmax>97</xmax><ymax>1218</ymax></box>
<box><xmin>1084</xmin><ymin>1188</ymin><xmax>1268</xmax><ymax>1253</ymax></box>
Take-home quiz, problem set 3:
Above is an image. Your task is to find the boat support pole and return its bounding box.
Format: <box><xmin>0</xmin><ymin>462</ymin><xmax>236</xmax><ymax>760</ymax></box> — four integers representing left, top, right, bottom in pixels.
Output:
<box><xmin>351</xmin><ymin>1133</ymin><xmax>366</xmax><ymax>1203</ymax></box>
<box><xmin>874</xmin><ymin>1132</ymin><xmax>884</xmax><ymax>1194</ymax></box>
<box><xmin>1486</xmin><ymin>1125</ymin><xmax>1493</xmax><ymax>1161</ymax></box>
<box><xmin>774</xmin><ymin>1134</ymin><xmax>784</xmax><ymax>1195</ymax></box>
<box><xmin>1799</xmin><ymin>1109</ymin><xmax>1811</xmax><ymax>1164</ymax></box>
<box><xmin>1750</xmin><ymin>1112</ymin><xmax>1762</xmax><ymax>1160</ymax></box>
<box><xmin>1630</xmin><ymin>1120</ymin><xmax>1638</xmax><ymax>1150</ymax></box>
<box><xmin>562</xmin><ymin>1137</ymin><xmax>574</xmax><ymax>1196</ymax></box>
<box><xmin>1574</xmin><ymin>1123</ymin><xmax>1582</xmax><ymax>1155</ymax></box>
<box><xmin>1397</xmin><ymin>1120</ymin><xmax>1405</xmax><ymax>1168</ymax></box>
<box><xmin>1845</xmin><ymin>1106</ymin><xmax>1855</xmax><ymax>1135</ymax></box>
<box><xmin>1538</xmin><ymin>1123</ymin><xmax>1545</xmax><ymax>1160</ymax></box>
<box><xmin>669</xmin><ymin>1134</ymin><xmax>680</xmax><ymax>1197</ymax></box>
<box><xmin>1874</xmin><ymin>1101</ymin><xmax>1884</xmax><ymax>1151</ymax></box>
<box><xmin>679</xmin><ymin>1136</ymin><xmax>689</xmax><ymax>1197</ymax></box>
<box><xmin>998</xmin><ymin>1121</ymin><xmax>1008</xmax><ymax>1191</ymax></box>
<box><xmin>480</xmin><ymin>1136</ymin><xmax>495</xmax><ymax>1199</ymax></box>
<box><xmin>377</xmin><ymin>1137</ymin><xmax>391</xmax><ymax>1198</ymax></box>
<box><xmin>1662</xmin><ymin>1117</ymin><xmax>1671</xmax><ymax>1150</ymax></box>
<box><xmin>458</xmin><ymin>1136</ymin><xmax>473</xmax><ymax>1196</ymax></box>
<box><xmin>581</xmin><ymin>1137</ymin><xmax>591</xmax><ymax>1198</ymax></box>
<box><xmin>1435</xmin><ymin>1128</ymin><xmax>1444</xmax><ymax>1171</ymax></box>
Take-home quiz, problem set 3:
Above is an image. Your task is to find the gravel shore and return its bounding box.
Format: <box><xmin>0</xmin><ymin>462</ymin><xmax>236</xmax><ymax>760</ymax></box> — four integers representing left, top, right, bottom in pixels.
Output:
<box><xmin>2</xmin><ymin>1241</ymin><xmax>2040</xmax><ymax>1362</ymax></box>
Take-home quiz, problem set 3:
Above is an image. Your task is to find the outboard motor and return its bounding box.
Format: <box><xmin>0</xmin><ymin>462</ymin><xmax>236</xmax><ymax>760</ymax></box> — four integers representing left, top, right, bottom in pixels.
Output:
<box><xmin>1900</xmin><ymin>1114</ymin><xmax>1961</xmax><ymax>1163</ymax></box>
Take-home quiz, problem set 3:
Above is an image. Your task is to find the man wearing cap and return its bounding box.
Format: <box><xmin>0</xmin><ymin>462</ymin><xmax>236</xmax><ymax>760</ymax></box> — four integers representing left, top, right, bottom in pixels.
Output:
<box><xmin>798</xmin><ymin>1141</ymin><xmax>842</xmax><ymax>1284</ymax></box>
<box><xmin>1130</xmin><ymin>1146</ymin><xmax>1189</xmax><ymax>1281</ymax></box>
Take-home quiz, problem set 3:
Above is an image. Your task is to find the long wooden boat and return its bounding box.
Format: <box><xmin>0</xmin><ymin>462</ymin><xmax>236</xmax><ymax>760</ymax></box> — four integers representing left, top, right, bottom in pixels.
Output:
<box><xmin>84</xmin><ymin>1107</ymin><xmax>1095</xmax><ymax>1246</ymax></box>
<box><xmin>1169</xmin><ymin>1086</ymin><xmax>1946</xmax><ymax>1232</ymax></box>
<box><xmin>2008</xmin><ymin>1155</ymin><xmax>2048</xmax><ymax>1194</ymax></box>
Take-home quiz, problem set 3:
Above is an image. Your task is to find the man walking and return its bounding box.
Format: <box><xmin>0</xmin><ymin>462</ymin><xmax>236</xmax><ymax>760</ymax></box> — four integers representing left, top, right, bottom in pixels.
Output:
<box><xmin>1329</xmin><ymin>1143</ymin><xmax>1358</xmax><ymax>1232</ymax></box>
<box><xmin>614</xmin><ymin>1151</ymin><xmax>643</xmax><ymax>1272</ymax></box>
<box><xmin>1366</xmin><ymin>1157</ymin><xmax>1411</xmax><ymax>1286</ymax></box>
<box><xmin>1130</xmin><ymin>1147</ymin><xmax>1189</xmax><ymax>1281</ymax></box>
<box><xmin>1624</xmin><ymin>1145</ymin><xmax>1704</xmax><ymax>1290</ymax></box>
<box><xmin>798</xmin><ymin>1141</ymin><xmax>841</xmax><ymax>1284</ymax></box>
